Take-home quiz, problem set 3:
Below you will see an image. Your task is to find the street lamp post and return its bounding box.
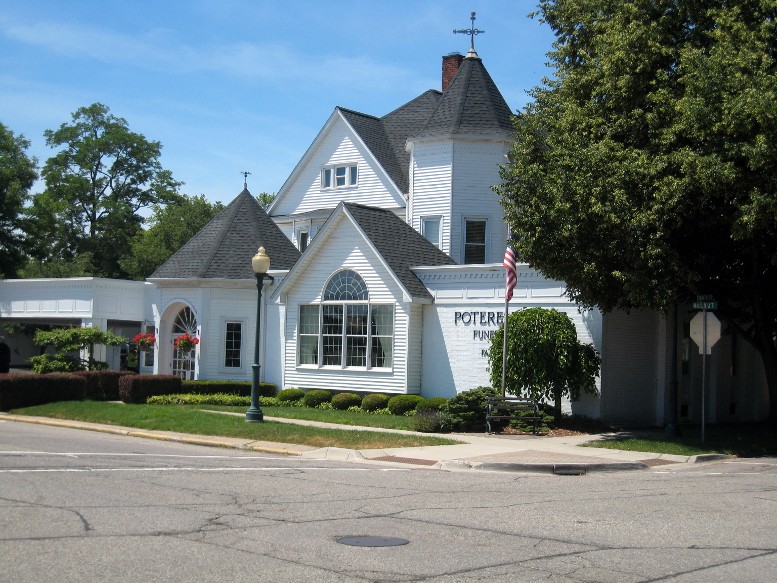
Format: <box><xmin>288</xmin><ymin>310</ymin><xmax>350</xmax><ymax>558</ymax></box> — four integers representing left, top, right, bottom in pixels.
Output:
<box><xmin>246</xmin><ymin>246</ymin><xmax>272</xmax><ymax>422</ymax></box>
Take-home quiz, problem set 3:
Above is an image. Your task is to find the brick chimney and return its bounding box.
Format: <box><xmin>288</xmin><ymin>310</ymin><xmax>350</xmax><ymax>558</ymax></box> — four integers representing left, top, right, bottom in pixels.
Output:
<box><xmin>442</xmin><ymin>53</ymin><xmax>464</xmax><ymax>91</ymax></box>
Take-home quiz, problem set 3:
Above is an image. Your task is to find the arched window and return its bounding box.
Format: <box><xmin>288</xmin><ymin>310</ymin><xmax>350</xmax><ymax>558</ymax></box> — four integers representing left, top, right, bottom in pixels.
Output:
<box><xmin>298</xmin><ymin>270</ymin><xmax>393</xmax><ymax>369</ymax></box>
<box><xmin>172</xmin><ymin>307</ymin><xmax>198</xmax><ymax>380</ymax></box>
<box><xmin>173</xmin><ymin>307</ymin><xmax>198</xmax><ymax>335</ymax></box>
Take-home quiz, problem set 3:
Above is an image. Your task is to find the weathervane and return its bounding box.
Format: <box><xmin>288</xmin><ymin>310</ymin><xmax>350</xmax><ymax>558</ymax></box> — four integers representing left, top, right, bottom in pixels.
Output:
<box><xmin>453</xmin><ymin>11</ymin><xmax>484</xmax><ymax>53</ymax></box>
<box><xmin>241</xmin><ymin>171</ymin><xmax>251</xmax><ymax>189</ymax></box>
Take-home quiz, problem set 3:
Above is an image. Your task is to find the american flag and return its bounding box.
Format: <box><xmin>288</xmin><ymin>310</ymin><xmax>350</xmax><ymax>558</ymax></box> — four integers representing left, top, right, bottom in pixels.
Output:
<box><xmin>504</xmin><ymin>247</ymin><xmax>517</xmax><ymax>302</ymax></box>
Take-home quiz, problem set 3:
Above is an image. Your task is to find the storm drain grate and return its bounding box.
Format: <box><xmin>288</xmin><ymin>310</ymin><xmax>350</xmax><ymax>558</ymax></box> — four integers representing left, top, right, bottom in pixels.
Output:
<box><xmin>371</xmin><ymin>456</ymin><xmax>437</xmax><ymax>466</ymax></box>
<box><xmin>336</xmin><ymin>536</ymin><xmax>410</xmax><ymax>547</ymax></box>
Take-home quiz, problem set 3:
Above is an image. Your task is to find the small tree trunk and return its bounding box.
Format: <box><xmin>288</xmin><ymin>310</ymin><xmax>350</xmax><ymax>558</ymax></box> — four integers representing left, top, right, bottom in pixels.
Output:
<box><xmin>554</xmin><ymin>392</ymin><xmax>562</xmax><ymax>422</ymax></box>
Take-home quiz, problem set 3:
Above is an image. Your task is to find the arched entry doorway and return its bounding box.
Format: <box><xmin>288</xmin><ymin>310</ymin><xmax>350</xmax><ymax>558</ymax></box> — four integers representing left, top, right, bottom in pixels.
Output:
<box><xmin>172</xmin><ymin>306</ymin><xmax>198</xmax><ymax>380</ymax></box>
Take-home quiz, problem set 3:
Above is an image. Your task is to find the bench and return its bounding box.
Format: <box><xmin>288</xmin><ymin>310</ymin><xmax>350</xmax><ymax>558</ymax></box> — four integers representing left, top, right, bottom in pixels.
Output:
<box><xmin>485</xmin><ymin>397</ymin><xmax>542</xmax><ymax>434</ymax></box>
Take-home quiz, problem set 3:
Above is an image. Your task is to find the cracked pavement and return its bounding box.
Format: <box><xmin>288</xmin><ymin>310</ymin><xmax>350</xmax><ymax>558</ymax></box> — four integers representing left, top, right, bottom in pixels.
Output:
<box><xmin>1</xmin><ymin>420</ymin><xmax>776</xmax><ymax>582</ymax></box>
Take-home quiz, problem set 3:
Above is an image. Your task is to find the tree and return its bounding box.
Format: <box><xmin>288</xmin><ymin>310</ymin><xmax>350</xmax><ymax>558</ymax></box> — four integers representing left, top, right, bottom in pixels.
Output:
<box><xmin>497</xmin><ymin>1</ymin><xmax>777</xmax><ymax>423</ymax></box>
<box><xmin>0</xmin><ymin>122</ymin><xmax>37</xmax><ymax>278</ymax></box>
<box><xmin>25</xmin><ymin>103</ymin><xmax>181</xmax><ymax>278</ymax></box>
<box><xmin>31</xmin><ymin>326</ymin><xmax>126</xmax><ymax>372</ymax></box>
<box><xmin>256</xmin><ymin>191</ymin><xmax>276</xmax><ymax>210</ymax></box>
<box><xmin>119</xmin><ymin>194</ymin><xmax>224</xmax><ymax>279</ymax></box>
<box><xmin>488</xmin><ymin>308</ymin><xmax>599</xmax><ymax>420</ymax></box>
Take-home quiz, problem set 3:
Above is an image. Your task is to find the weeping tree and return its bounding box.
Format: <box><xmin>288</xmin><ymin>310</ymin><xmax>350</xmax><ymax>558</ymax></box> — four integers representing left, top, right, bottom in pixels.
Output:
<box><xmin>488</xmin><ymin>308</ymin><xmax>600</xmax><ymax>420</ymax></box>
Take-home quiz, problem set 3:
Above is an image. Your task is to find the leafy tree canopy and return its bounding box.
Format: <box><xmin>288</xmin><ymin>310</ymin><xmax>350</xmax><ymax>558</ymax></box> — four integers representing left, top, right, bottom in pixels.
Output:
<box><xmin>32</xmin><ymin>326</ymin><xmax>126</xmax><ymax>372</ymax></box>
<box><xmin>25</xmin><ymin>103</ymin><xmax>182</xmax><ymax>278</ymax></box>
<box><xmin>0</xmin><ymin>122</ymin><xmax>37</xmax><ymax>278</ymax></box>
<box><xmin>256</xmin><ymin>191</ymin><xmax>276</xmax><ymax>210</ymax></box>
<box><xmin>489</xmin><ymin>308</ymin><xmax>599</xmax><ymax>419</ymax></box>
<box><xmin>497</xmin><ymin>0</ymin><xmax>777</xmax><ymax>420</ymax></box>
<box><xmin>120</xmin><ymin>194</ymin><xmax>224</xmax><ymax>279</ymax></box>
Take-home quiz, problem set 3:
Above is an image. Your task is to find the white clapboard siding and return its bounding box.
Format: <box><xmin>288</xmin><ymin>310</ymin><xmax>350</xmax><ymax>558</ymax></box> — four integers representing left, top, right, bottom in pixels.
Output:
<box><xmin>282</xmin><ymin>217</ymin><xmax>411</xmax><ymax>393</ymax></box>
<box><xmin>409</xmin><ymin>141</ymin><xmax>453</xmax><ymax>254</ymax></box>
<box><xmin>450</xmin><ymin>140</ymin><xmax>511</xmax><ymax>264</ymax></box>
<box><xmin>272</xmin><ymin>115</ymin><xmax>404</xmax><ymax>218</ymax></box>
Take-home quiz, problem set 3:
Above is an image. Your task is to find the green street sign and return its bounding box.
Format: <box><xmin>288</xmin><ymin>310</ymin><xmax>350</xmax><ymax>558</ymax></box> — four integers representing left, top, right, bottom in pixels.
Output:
<box><xmin>693</xmin><ymin>295</ymin><xmax>718</xmax><ymax>310</ymax></box>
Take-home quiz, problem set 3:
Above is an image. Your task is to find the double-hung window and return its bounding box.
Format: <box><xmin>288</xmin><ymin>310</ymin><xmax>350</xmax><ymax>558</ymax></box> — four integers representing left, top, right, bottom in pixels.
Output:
<box><xmin>224</xmin><ymin>322</ymin><xmax>242</xmax><ymax>368</ymax></box>
<box><xmin>464</xmin><ymin>218</ymin><xmax>487</xmax><ymax>264</ymax></box>
<box><xmin>297</xmin><ymin>270</ymin><xmax>393</xmax><ymax>369</ymax></box>
<box><xmin>322</xmin><ymin>164</ymin><xmax>358</xmax><ymax>189</ymax></box>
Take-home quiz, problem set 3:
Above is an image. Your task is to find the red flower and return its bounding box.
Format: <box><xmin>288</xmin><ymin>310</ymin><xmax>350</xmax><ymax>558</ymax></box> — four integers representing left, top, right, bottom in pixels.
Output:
<box><xmin>174</xmin><ymin>333</ymin><xmax>199</xmax><ymax>351</ymax></box>
<box><xmin>133</xmin><ymin>333</ymin><xmax>156</xmax><ymax>348</ymax></box>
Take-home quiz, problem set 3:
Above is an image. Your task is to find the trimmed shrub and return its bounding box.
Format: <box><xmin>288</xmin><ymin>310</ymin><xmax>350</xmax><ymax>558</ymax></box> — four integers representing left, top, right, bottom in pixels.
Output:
<box><xmin>410</xmin><ymin>408</ymin><xmax>451</xmax><ymax>433</ymax></box>
<box><xmin>303</xmin><ymin>389</ymin><xmax>332</xmax><ymax>408</ymax></box>
<box><xmin>387</xmin><ymin>394</ymin><xmax>425</xmax><ymax>415</ymax></box>
<box><xmin>75</xmin><ymin>370</ymin><xmax>137</xmax><ymax>400</ymax></box>
<box><xmin>277</xmin><ymin>388</ymin><xmax>305</xmax><ymax>403</ymax></box>
<box><xmin>147</xmin><ymin>393</ymin><xmax>251</xmax><ymax>406</ymax></box>
<box><xmin>0</xmin><ymin>373</ymin><xmax>86</xmax><ymax>411</ymax></box>
<box><xmin>180</xmin><ymin>380</ymin><xmax>276</xmax><ymax>397</ymax></box>
<box><xmin>415</xmin><ymin>397</ymin><xmax>448</xmax><ymax>412</ymax></box>
<box><xmin>331</xmin><ymin>392</ymin><xmax>362</xmax><ymax>410</ymax></box>
<box><xmin>446</xmin><ymin>386</ymin><xmax>501</xmax><ymax>432</ymax></box>
<box><xmin>361</xmin><ymin>393</ymin><xmax>390</xmax><ymax>412</ymax></box>
<box><xmin>119</xmin><ymin>375</ymin><xmax>182</xmax><ymax>404</ymax></box>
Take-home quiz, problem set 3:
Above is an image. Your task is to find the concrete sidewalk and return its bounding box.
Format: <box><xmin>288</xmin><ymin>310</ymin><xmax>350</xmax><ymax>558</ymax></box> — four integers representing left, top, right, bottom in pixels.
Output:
<box><xmin>0</xmin><ymin>411</ymin><xmax>726</xmax><ymax>474</ymax></box>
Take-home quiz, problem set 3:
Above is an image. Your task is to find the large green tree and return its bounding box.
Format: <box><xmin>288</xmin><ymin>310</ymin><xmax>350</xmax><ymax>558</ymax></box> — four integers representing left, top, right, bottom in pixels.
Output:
<box><xmin>25</xmin><ymin>103</ymin><xmax>181</xmax><ymax>278</ymax></box>
<box><xmin>0</xmin><ymin>123</ymin><xmax>37</xmax><ymax>278</ymax></box>
<box><xmin>119</xmin><ymin>194</ymin><xmax>224</xmax><ymax>279</ymax></box>
<box><xmin>498</xmin><ymin>0</ymin><xmax>777</xmax><ymax>422</ymax></box>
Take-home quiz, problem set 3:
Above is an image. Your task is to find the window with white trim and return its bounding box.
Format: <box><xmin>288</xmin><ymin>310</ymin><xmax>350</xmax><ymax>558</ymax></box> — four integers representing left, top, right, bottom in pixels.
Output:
<box><xmin>224</xmin><ymin>321</ymin><xmax>242</xmax><ymax>368</ymax></box>
<box><xmin>464</xmin><ymin>218</ymin><xmax>487</xmax><ymax>264</ymax></box>
<box><xmin>322</xmin><ymin>164</ymin><xmax>358</xmax><ymax>189</ymax></box>
<box><xmin>297</xmin><ymin>270</ymin><xmax>393</xmax><ymax>369</ymax></box>
<box><xmin>421</xmin><ymin>216</ymin><xmax>442</xmax><ymax>248</ymax></box>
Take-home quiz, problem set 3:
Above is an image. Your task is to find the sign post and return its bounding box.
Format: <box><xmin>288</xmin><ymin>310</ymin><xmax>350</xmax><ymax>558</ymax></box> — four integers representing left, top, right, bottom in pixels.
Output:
<box><xmin>690</xmin><ymin>296</ymin><xmax>720</xmax><ymax>446</ymax></box>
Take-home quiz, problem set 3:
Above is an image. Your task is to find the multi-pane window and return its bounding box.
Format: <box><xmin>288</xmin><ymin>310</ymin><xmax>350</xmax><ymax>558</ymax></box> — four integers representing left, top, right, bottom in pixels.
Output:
<box><xmin>142</xmin><ymin>325</ymin><xmax>155</xmax><ymax>368</ymax></box>
<box><xmin>224</xmin><ymin>322</ymin><xmax>242</xmax><ymax>368</ymax></box>
<box><xmin>421</xmin><ymin>216</ymin><xmax>442</xmax><ymax>248</ymax></box>
<box><xmin>322</xmin><ymin>164</ymin><xmax>358</xmax><ymax>189</ymax></box>
<box><xmin>297</xmin><ymin>270</ymin><xmax>393</xmax><ymax>369</ymax></box>
<box><xmin>464</xmin><ymin>219</ymin><xmax>487</xmax><ymax>264</ymax></box>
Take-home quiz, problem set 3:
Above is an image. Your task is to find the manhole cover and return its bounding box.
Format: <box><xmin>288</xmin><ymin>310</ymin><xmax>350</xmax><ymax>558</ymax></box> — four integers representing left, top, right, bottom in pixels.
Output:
<box><xmin>336</xmin><ymin>536</ymin><xmax>409</xmax><ymax>547</ymax></box>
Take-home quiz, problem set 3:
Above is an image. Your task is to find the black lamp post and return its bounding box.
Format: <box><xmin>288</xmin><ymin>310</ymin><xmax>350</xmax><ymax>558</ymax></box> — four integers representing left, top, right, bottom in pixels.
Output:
<box><xmin>246</xmin><ymin>246</ymin><xmax>272</xmax><ymax>422</ymax></box>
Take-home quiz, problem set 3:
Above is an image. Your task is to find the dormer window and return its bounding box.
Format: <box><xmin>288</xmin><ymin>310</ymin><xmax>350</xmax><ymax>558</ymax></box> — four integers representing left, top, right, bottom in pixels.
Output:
<box><xmin>322</xmin><ymin>164</ymin><xmax>358</xmax><ymax>189</ymax></box>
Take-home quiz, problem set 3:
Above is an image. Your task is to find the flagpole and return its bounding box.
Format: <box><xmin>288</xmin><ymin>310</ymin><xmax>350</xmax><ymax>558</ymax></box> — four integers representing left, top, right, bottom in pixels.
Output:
<box><xmin>502</xmin><ymin>289</ymin><xmax>508</xmax><ymax>398</ymax></box>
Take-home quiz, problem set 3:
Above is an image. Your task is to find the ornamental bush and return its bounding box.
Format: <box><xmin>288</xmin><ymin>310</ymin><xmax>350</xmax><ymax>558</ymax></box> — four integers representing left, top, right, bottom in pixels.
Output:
<box><xmin>302</xmin><ymin>389</ymin><xmax>332</xmax><ymax>408</ymax></box>
<box><xmin>331</xmin><ymin>392</ymin><xmax>362</xmax><ymax>410</ymax></box>
<box><xmin>446</xmin><ymin>386</ymin><xmax>500</xmax><ymax>432</ymax></box>
<box><xmin>75</xmin><ymin>370</ymin><xmax>137</xmax><ymax>400</ymax></box>
<box><xmin>387</xmin><ymin>394</ymin><xmax>424</xmax><ymax>415</ymax></box>
<box><xmin>415</xmin><ymin>397</ymin><xmax>448</xmax><ymax>412</ymax></box>
<box><xmin>361</xmin><ymin>393</ymin><xmax>390</xmax><ymax>412</ymax></box>
<box><xmin>119</xmin><ymin>374</ymin><xmax>182</xmax><ymax>404</ymax></box>
<box><xmin>0</xmin><ymin>373</ymin><xmax>86</xmax><ymax>411</ymax></box>
<box><xmin>277</xmin><ymin>388</ymin><xmax>305</xmax><ymax>403</ymax></box>
<box><xmin>410</xmin><ymin>408</ymin><xmax>451</xmax><ymax>433</ymax></box>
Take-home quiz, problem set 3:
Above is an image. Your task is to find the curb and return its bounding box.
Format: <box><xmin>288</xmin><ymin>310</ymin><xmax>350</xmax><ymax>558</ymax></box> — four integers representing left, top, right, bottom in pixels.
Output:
<box><xmin>436</xmin><ymin>460</ymin><xmax>648</xmax><ymax>474</ymax></box>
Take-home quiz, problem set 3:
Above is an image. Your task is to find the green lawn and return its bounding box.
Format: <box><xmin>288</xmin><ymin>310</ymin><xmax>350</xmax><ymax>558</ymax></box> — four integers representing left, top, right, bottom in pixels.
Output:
<box><xmin>583</xmin><ymin>423</ymin><xmax>777</xmax><ymax>457</ymax></box>
<box><xmin>10</xmin><ymin>401</ymin><xmax>459</xmax><ymax>450</ymax></box>
<box><xmin>203</xmin><ymin>405</ymin><xmax>415</xmax><ymax>430</ymax></box>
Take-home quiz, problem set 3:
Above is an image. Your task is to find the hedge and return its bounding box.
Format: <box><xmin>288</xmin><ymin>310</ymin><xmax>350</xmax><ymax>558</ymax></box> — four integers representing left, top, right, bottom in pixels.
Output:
<box><xmin>180</xmin><ymin>380</ymin><xmax>276</xmax><ymax>397</ymax></box>
<box><xmin>119</xmin><ymin>375</ymin><xmax>182</xmax><ymax>404</ymax></box>
<box><xmin>0</xmin><ymin>373</ymin><xmax>86</xmax><ymax>411</ymax></box>
<box><xmin>387</xmin><ymin>394</ymin><xmax>424</xmax><ymax>415</ymax></box>
<box><xmin>361</xmin><ymin>393</ymin><xmax>390</xmax><ymax>412</ymax></box>
<box><xmin>75</xmin><ymin>370</ymin><xmax>137</xmax><ymax>401</ymax></box>
<box><xmin>303</xmin><ymin>389</ymin><xmax>332</xmax><ymax>407</ymax></box>
<box><xmin>331</xmin><ymin>392</ymin><xmax>362</xmax><ymax>410</ymax></box>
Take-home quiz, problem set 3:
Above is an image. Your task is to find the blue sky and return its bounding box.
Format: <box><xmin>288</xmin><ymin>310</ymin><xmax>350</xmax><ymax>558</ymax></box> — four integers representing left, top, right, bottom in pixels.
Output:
<box><xmin>1</xmin><ymin>1</ymin><xmax>556</xmax><ymax>205</ymax></box>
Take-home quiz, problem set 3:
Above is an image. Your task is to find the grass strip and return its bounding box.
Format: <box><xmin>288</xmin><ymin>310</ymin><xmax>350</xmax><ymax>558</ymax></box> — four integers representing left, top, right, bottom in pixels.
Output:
<box><xmin>201</xmin><ymin>405</ymin><xmax>415</xmax><ymax>430</ymax></box>
<box><xmin>582</xmin><ymin>423</ymin><xmax>777</xmax><ymax>457</ymax></box>
<box><xmin>11</xmin><ymin>401</ymin><xmax>458</xmax><ymax>449</ymax></box>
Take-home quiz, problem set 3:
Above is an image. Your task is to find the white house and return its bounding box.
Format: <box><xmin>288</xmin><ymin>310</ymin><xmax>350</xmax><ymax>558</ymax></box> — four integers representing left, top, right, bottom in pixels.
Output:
<box><xmin>0</xmin><ymin>47</ymin><xmax>769</xmax><ymax>426</ymax></box>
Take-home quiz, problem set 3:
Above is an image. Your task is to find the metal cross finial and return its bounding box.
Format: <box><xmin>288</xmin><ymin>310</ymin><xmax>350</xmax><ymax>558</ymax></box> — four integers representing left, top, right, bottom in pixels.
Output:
<box><xmin>453</xmin><ymin>11</ymin><xmax>484</xmax><ymax>53</ymax></box>
<box><xmin>241</xmin><ymin>171</ymin><xmax>251</xmax><ymax>189</ymax></box>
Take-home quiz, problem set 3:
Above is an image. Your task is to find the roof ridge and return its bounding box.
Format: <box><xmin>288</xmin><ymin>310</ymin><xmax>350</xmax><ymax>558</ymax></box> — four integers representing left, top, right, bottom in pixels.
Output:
<box><xmin>196</xmin><ymin>190</ymin><xmax>251</xmax><ymax>277</ymax></box>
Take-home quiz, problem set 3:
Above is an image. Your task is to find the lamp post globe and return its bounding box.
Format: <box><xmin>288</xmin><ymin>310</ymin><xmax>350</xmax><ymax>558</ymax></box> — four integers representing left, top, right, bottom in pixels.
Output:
<box><xmin>246</xmin><ymin>246</ymin><xmax>270</xmax><ymax>422</ymax></box>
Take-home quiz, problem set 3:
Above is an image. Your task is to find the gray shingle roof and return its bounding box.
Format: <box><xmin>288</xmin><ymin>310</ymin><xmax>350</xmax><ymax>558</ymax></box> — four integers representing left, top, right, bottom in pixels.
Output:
<box><xmin>343</xmin><ymin>57</ymin><xmax>512</xmax><ymax>194</ymax></box>
<box><xmin>343</xmin><ymin>203</ymin><xmax>456</xmax><ymax>300</ymax></box>
<box><xmin>150</xmin><ymin>189</ymin><xmax>300</xmax><ymax>279</ymax></box>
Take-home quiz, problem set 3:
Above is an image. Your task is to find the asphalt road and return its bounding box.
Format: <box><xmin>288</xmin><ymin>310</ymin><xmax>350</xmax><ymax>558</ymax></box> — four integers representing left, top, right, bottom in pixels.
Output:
<box><xmin>1</xmin><ymin>420</ymin><xmax>776</xmax><ymax>582</ymax></box>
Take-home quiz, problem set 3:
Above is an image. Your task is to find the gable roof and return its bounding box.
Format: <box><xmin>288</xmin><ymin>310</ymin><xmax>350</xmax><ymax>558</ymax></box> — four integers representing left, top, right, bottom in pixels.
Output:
<box><xmin>150</xmin><ymin>189</ymin><xmax>300</xmax><ymax>280</ymax></box>
<box><xmin>343</xmin><ymin>203</ymin><xmax>456</xmax><ymax>300</ymax></box>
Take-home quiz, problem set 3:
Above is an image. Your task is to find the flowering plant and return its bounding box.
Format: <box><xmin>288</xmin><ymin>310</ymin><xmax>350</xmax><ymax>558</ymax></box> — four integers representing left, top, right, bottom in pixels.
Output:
<box><xmin>132</xmin><ymin>333</ymin><xmax>156</xmax><ymax>349</ymax></box>
<box><xmin>174</xmin><ymin>333</ymin><xmax>199</xmax><ymax>352</ymax></box>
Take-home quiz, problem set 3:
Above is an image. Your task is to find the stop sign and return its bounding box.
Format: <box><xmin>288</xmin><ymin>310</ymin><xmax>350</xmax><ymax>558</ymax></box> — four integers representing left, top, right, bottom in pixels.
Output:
<box><xmin>690</xmin><ymin>311</ymin><xmax>721</xmax><ymax>355</ymax></box>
